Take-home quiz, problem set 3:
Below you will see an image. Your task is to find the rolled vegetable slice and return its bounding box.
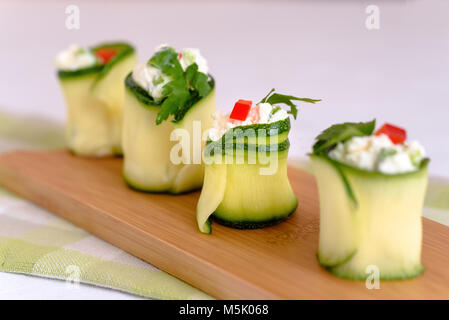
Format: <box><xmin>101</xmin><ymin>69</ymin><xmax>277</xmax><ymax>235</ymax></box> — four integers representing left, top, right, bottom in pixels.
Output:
<box><xmin>122</xmin><ymin>46</ymin><xmax>216</xmax><ymax>194</ymax></box>
<box><xmin>56</xmin><ymin>42</ymin><xmax>137</xmax><ymax>156</ymax></box>
<box><xmin>311</xmin><ymin>120</ymin><xmax>429</xmax><ymax>280</ymax></box>
<box><xmin>197</xmin><ymin>135</ymin><xmax>297</xmax><ymax>233</ymax></box>
<box><xmin>197</xmin><ymin>90</ymin><xmax>320</xmax><ymax>233</ymax></box>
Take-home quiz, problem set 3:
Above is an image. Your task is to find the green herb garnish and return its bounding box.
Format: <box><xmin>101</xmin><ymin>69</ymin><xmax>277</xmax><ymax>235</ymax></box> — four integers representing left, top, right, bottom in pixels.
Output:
<box><xmin>148</xmin><ymin>46</ymin><xmax>212</xmax><ymax>124</ymax></box>
<box><xmin>185</xmin><ymin>63</ymin><xmax>211</xmax><ymax>97</ymax></box>
<box><xmin>409</xmin><ymin>149</ymin><xmax>423</xmax><ymax>167</ymax></box>
<box><xmin>268</xmin><ymin>106</ymin><xmax>281</xmax><ymax>120</ymax></box>
<box><xmin>312</xmin><ymin>120</ymin><xmax>376</xmax><ymax>155</ymax></box>
<box><xmin>379</xmin><ymin>148</ymin><xmax>397</xmax><ymax>161</ymax></box>
<box><xmin>258</xmin><ymin>88</ymin><xmax>321</xmax><ymax>120</ymax></box>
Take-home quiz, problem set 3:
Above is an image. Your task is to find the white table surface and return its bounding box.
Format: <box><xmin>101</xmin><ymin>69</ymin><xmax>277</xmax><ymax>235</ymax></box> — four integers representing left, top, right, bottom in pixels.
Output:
<box><xmin>0</xmin><ymin>0</ymin><xmax>448</xmax><ymax>299</ymax></box>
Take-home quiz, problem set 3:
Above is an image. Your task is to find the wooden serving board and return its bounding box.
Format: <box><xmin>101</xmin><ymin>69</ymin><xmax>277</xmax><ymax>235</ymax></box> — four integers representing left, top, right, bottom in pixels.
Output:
<box><xmin>0</xmin><ymin>150</ymin><xmax>448</xmax><ymax>299</ymax></box>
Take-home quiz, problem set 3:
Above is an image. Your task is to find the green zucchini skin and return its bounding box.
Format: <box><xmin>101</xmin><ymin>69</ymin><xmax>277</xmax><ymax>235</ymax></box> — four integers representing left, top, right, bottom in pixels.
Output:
<box><xmin>197</xmin><ymin>118</ymin><xmax>298</xmax><ymax>233</ymax></box>
<box><xmin>57</xmin><ymin>65</ymin><xmax>103</xmax><ymax>79</ymax></box>
<box><xmin>57</xmin><ymin>42</ymin><xmax>135</xmax><ymax>80</ymax></box>
<box><xmin>212</xmin><ymin>202</ymin><xmax>297</xmax><ymax>229</ymax></box>
<box><xmin>124</xmin><ymin>72</ymin><xmax>158</xmax><ymax>106</ymax></box>
<box><xmin>208</xmin><ymin>117</ymin><xmax>290</xmax><ymax>145</ymax></box>
<box><xmin>205</xmin><ymin>139</ymin><xmax>290</xmax><ymax>158</ymax></box>
<box><xmin>204</xmin><ymin>118</ymin><xmax>291</xmax><ymax>162</ymax></box>
<box><xmin>325</xmin><ymin>263</ymin><xmax>425</xmax><ymax>281</ymax></box>
<box><xmin>122</xmin><ymin>172</ymin><xmax>201</xmax><ymax>195</ymax></box>
<box><xmin>313</xmin><ymin>154</ymin><xmax>430</xmax><ymax>180</ymax></box>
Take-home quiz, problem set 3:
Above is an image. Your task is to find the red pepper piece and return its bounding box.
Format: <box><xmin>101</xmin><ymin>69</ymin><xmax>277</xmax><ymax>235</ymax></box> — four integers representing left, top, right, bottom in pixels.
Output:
<box><xmin>229</xmin><ymin>99</ymin><xmax>252</xmax><ymax>121</ymax></box>
<box><xmin>95</xmin><ymin>48</ymin><xmax>117</xmax><ymax>64</ymax></box>
<box><xmin>375</xmin><ymin>123</ymin><xmax>407</xmax><ymax>144</ymax></box>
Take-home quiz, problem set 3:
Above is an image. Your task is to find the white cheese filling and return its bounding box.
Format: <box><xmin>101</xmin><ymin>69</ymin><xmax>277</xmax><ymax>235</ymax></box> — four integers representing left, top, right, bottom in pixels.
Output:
<box><xmin>132</xmin><ymin>63</ymin><xmax>171</xmax><ymax>102</ymax></box>
<box><xmin>132</xmin><ymin>46</ymin><xmax>209</xmax><ymax>102</ymax></box>
<box><xmin>208</xmin><ymin>102</ymin><xmax>289</xmax><ymax>141</ymax></box>
<box><xmin>55</xmin><ymin>44</ymin><xmax>97</xmax><ymax>71</ymax></box>
<box><xmin>328</xmin><ymin>134</ymin><xmax>425</xmax><ymax>174</ymax></box>
<box><xmin>179</xmin><ymin>48</ymin><xmax>209</xmax><ymax>74</ymax></box>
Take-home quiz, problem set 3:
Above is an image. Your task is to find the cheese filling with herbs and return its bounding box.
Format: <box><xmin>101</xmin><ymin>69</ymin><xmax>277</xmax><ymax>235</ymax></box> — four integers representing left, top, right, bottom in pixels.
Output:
<box><xmin>55</xmin><ymin>44</ymin><xmax>97</xmax><ymax>71</ymax></box>
<box><xmin>132</xmin><ymin>46</ymin><xmax>209</xmax><ymax>102</ymax></box>
<box><xmin>329</xmin><ymin>134</ymin><xmax>425</xmax><ymax>174</ymax></box>
<box><xmin>208</xmin><ymin>103</ymin><xmax>289</xmax><ymax>141</ymax></box>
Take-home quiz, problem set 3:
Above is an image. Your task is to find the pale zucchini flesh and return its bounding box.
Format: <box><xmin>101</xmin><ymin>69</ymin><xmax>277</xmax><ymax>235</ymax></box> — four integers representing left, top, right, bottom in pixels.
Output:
<box><xmin>91</xmin><ymin>54</ymin><xmax>138</xmax><ymax>154</ymax></box>
<box><xmin>196</xmin><ymin>162</ymin><xmax>227</xmax><ymax>233</ymax></box>
<box><xmin>196</xmin><ymin>150</ymin><xmax>298</xmax><ymax>233</ymax></box>
<box><xmin>311</xmin><ymin>156</ymin><xmax>358</xmax><ymax>268</ymax></box>
<box><xmin>59</xmin><ymin>53</ymin><xmax>137</xmax><ymax>156</ymax></box>
<box><xmin>311</xmin><ymin>155</ymin><xmax>428</xmax><ymax>280</ymax></box>
<box><xmin>122</xmin><ymin>89</ymin><xmax>216</xmax><ymax>194</ymax></box>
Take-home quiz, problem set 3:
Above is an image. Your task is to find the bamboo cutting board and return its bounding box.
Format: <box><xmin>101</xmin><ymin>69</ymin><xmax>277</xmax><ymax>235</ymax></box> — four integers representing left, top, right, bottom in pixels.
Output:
<box><xmin>0</xmin><ymin>150</ymin><xmax>448</xmax><ymax>299</ymax></box>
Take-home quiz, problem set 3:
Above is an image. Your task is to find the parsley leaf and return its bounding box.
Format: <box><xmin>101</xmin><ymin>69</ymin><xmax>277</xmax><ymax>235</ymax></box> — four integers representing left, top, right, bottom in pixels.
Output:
<box><xmin>148</xmin><ymin>46</ymin><xmax>183</xmax><ymax>78</ymax></box>
<box><xmin>185</xmin><ymin>63</ymin><xmax>211</xmax><ymax>97</ymax></box>
<box><xmin>185</xmin><ymin>63</ymin><xmax>197</xmax><ymax>87</ymax></box>
<box><xmin>258</xmin><ymin>88</ymin><xmax>321</xmax><ymax>119</ymax></box>
<box><xmin>148</xmin><ymin>46</ymin><xmax>213</xmax><ymax>125</ymax></box>
<box><xmin>312</xmin><ymin>120</ymin><xmax>376</xmax><ymax>155</ymax></box>
<box><xmin>259</xmin><ymin>88</ymin><xmax>275</xmax><ymax>104</ymax></box>
<box><xmin>157</xmin><ymin>78</ymin><xmax>190</xmax><ymax>124</ymax></box>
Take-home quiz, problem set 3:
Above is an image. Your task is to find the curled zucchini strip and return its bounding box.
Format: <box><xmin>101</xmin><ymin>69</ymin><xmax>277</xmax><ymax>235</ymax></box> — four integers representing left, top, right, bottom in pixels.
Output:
<box><xmin>122</xmin><ymin>75</ymin><xmax>216</xmax><ymax>194</ymax></box>
<box><xmin>196</xmin><ymin>118</ymin><xmax>298</xmax><ymax>233</ymax></box>
<box><xmin>57</xmin><ymin>43</ymin><xmax>137</xmax><ymax>156</ymax></box>
<box><xmin>311</xmin><ymin>155</ymin><xmax>428</xmax><ymax>280</ymax></box>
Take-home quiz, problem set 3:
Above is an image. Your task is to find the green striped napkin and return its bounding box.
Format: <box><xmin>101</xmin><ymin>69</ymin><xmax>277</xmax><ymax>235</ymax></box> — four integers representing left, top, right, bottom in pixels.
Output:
<box><xmin>0</xmin><ymin>111</ymin><xmax>448</xmax><ymax>299</ymax></box>
<box><xmin>0</xmin><ymin>111</ymin><xmax>211</xmax><ymax>299</ymax></box>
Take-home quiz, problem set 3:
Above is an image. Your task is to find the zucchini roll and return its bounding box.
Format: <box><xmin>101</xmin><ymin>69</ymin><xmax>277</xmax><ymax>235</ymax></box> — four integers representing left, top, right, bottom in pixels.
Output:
<box><xmin>56</xmin><ymin>42</ymin><xmax>137</xmax><ymax>156</ymax></box>
<box><xmin>310</xmin><ymin>120</ymin><xmax>429</xmax><ymax>280</ymax></box>
<box><xmin>122</xmin><ymin>45</ymin><xmax>216</xmax><ymax>194</ymax></box>
<box><xmin>197</xmin><ymin>89</ymin><xmax>320</xmax><ymax>233</ymax></box>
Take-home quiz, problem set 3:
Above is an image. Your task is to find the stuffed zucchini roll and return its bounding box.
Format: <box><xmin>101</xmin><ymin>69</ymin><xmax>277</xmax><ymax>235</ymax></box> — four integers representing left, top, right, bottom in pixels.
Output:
<box><xmin>122</xmin><ymin>45</ymin><xmax>216</xmax><ymax>194</ymax></box>
<box><xmin>56</xmin><ymin>42</ymin><xmax>136</xmax><ymax>156</ymax></box>
<box><xmin>310</xmin><ymin>120</ymin><xmax>429</xmax><ymax>280</ymax></box>
<box><xmin>197</xmin><ymin>89</ymin><xmax>320</xmax><ymax>233</ymax></box>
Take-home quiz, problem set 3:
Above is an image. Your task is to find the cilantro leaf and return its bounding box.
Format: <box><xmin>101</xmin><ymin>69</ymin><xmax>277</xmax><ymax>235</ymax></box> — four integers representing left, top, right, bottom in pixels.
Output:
<box><xmin>258</xmin><ymin>88</ymin><xmax>321</xmax><ymax>120</ymax></box>
<box><xmin>312</xmin><ymin>120</ymin><xmax>376</xmax><ymax>155</ymax></box>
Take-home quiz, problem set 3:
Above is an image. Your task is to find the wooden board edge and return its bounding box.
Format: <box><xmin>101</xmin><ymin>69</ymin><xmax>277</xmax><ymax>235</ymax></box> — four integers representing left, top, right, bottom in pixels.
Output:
<box><xmin>0</xmin><ymin>151</ymin><xmax>283</xmax><ymax>299</ymax></box>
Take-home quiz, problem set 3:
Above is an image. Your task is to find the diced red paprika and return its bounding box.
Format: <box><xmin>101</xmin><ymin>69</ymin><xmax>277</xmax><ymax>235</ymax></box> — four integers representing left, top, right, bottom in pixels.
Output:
<box><xmin>375</xmin><ymin>123</ymin><xmax>407</xmax><ymax>144</ymax></box>
<box><xmin>229</xmin><ymin>100</ymin><xmax>252</xmax><ymax>121</ymax></box>
<box><xmin>95</xmin><ymin>48</ymin><xmax>117</xmax><ymax>64</ymax></box>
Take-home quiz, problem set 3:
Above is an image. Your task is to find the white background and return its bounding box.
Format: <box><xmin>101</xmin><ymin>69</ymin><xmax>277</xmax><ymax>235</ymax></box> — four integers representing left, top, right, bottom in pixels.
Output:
<box><xmin>0</xmin><ymin>0</ymin><xmax>448</xmax><ymax>299</ymax></box>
